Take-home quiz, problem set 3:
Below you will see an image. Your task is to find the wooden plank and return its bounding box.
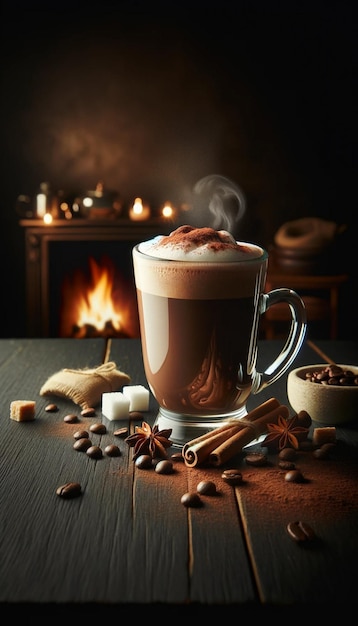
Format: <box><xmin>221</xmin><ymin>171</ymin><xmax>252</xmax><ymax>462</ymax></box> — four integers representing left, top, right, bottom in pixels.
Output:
<box><xmin>0</xmin><ymin>338</ymin><xmax>144</xmax><ymax>604</ymax></box>
<box><xmin>104</xmin><ymin>339</ymin><xmax>191</xmax><ymax>603</ymax></box>
<box><xmin>186</xmin><ymin>465</ymin><xmax>257</xmax><ymax>604</ymax></box>
<box><xmin>0</xmin><ymin>337</ymin><xmax>108</xmax><ymax>391</ymax></box>
<box><xmin>0</xmin><ymin>338</ymin><xmax>24</xmax><ymax>365</ymax></box>
<box><xmin>108</xmin><ymin>338</ymin><xmax>192</xmax><ymax>603</ymax></box>
<box><xmin>121</xmin><ymin>452</ymin><xmax>258</xmax><ymax>605</ymax></box>
<box><xmin>109</xmin><ymin>339</ymin><xmax>261</xmax><ymax>605</ymax></box>
<box><xmin>0</xmin><ymin>421</ymin><xmax>135</xmax><ymax>602</ymax></box>
<box><xmin>235</xmin><ymin>446</ymin><xmax>358</xmax><ymax>604</ymax></box>
<box><xmin>0</xmin><ymin>338</ymin><xmax>193</xmax><ymax>605</ymax></box>
<box><xmin>127</xmin><ymin>454</ymin><xmax>190</xmax><ymax>603</ymax></box>
<box><xmin>240</xmin><ymin>339</ymin><xmax>358</xmax><ymax>605</ymax></box>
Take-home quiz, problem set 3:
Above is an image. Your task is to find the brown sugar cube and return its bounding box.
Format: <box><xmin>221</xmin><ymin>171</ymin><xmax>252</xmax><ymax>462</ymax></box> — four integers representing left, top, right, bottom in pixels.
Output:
<box><xmin>312</xmin><ymin>426</ymin><xmax>336</xmax><ymax>447</ymax></box>
<box><xmin>10</xmin><ymin>400</ymin><xmax>36</xmax><ymax>422</ymax></box>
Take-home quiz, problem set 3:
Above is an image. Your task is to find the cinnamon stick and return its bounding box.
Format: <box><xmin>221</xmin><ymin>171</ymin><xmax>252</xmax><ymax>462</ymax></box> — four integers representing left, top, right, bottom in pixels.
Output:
<box><xmin>183</xmin><ymin>423</ymin><xmax>243</xmax><ymax>467</ymax></box>
<box><xmin>208</xmin><ymin>403</ymin><xmax>289</xmax><ymax>467</ymax></box>
<box><xmin>183</xmin><ymin>397</ymin><xmax>281</xmax><ymax>467</ymax></box>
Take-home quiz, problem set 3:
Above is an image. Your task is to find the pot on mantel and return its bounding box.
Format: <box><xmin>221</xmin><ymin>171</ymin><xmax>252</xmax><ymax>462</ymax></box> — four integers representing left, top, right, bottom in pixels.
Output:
<box><xmin>78</xmin><ymin>181</ymin><xmax>123</xmax><ymax>219</ymax></box>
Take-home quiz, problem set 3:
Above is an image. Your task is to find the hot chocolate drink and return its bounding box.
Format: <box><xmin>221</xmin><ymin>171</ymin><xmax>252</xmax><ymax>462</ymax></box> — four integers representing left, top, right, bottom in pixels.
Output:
<box><xmin>137</xmin><ymin>292</ymin><xmax>257</xmax><ymax>413</ymax></box>
<box><xmin>133</xmin><ymin>225</ymin><xmax>306</xmax><ymax>445</ymax></box>
<box><xmin>135</xmin><ymin>226</ymin><xmax>265</xmax><ymax>416</ymax></box>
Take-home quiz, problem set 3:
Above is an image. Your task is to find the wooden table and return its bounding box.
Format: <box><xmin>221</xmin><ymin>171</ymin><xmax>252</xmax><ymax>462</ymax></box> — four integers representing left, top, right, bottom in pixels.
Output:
<box><xmin>0</xmin><ymin>338</ymin><xmax>357</xmax><ymax>614</ymax></box>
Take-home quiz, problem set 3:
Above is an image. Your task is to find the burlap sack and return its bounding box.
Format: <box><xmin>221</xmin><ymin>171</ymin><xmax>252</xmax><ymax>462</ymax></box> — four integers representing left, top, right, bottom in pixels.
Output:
<box><xmin>40</xmin><ymin>361</ymin><xmax>131</xmax><ymax>409</ymax></box>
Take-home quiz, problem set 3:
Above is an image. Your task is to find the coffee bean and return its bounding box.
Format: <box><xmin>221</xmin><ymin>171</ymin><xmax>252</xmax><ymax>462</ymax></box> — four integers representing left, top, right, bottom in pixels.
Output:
<box><xmin>285</xmin><ymin>469</ymin><xmax>304</xmax><ymax>483</ymax></box>
<box><xmin>86</xmin><ymin>445</ymin><xmax>103</xmax><ymax>459</ymax></box>
<box><xmin>197</xmin><ymin>480</ymin><xmax>217</xmax><ymax>495</ymax></box>
<box><xmin>295</xmin><ymin>410</ymin><xmax>312</xmax><ymax>428</ymax></box>
<box><xmin>313</xmin><ymin>443</ymin><xmax>336</xmax><ymax>460</ymax></box>
<box><xmin>325</xmin><ymin>372</ymin><xmax>337</xmax><ymax>382</ymax></box>
<box><xmin>90</xmin><ymin>423</ymin><xmax>107</xmax><ymax>434</ymax></box>
<box><xmin>328</xmin><ymin>364</ymin><xmax>344</xmax><ymax>377</ymax></box>
<box><xmin>339</xmin><ymin>376</ymin><xmax>355</xmax><ymax>385</ymax></box>
<box><xmin>73</xmin><ymin>437</ymin><xmax>92</xmax><ymax>451</ymax></box>
<box><xmin>287</xmin><ymin>521</ymin><xmax>316</xmax><ymax>543</ymax></box>
<box><xmin>56</xmin><ymin>482</ymin><xmax>82</xmax><ymax>499</ymax></box>
<box><xmin>81</xmin><ymin>407</ymin><xmax>96</xmax><ymax>417</ymax></box>
<box><xmin>245</xmin><ymin>452</ymin><xmax>268</xmax><ymax>466</ymax></box>
<box><xmin>64</xmin><ymin>414</ymin><xmax>78</xmax><ymax>423</ymax></box>
<box><xmin>306</xmin><ymin>365</ymin><xmax>358</xmax><ymax>387</ymax></box>
<box><xmin>135</xmin><ymin>454</ymin><xmax>153</xmax><ymax>469</ymax></box>
<box><xmin>113</xmin><ymin>427</ymin><xmax>128</xmax><ymax>437</ymax></box>
<box><xmin>278</xmin><ymin>448</ymin><xmax>297</xmax><ymax>461</ymax></box>
<box><xmin>278</xmin><ymin>460</ymin><xmax>296</xmax><ymax>470</ymax></box>
<box><xmin>104</xmin><ymin>444</ymin><xmax>121</xmax><ymax>457</ymax></box>
<box><xmin>129</xmin><ymin>411</ymin><xmax>144</xmax><ymax>420</ymax></box>
<box><xmin>73</xmin><ymin>430</ymin><xmax>89</xmax><ymax>440</ymax></box>
<box><xmin>221</xmin><ymin>469</ymin><xmax>243</xmax><ymax>486</ymax></box>
<box><xmin>298</xmin><ymin>521</ymin><xmax>316</xmax><ymax>541</ymax></box>
<box><xmin>155</xmin><ymin>459</ymin><xmax>174</xmax><ymax>474</ymax></box>
<box><xmin>45</xmin><ymin>403</ymin><xmax>58</xmax><ymax>412</ymax></box>
<box><xmin>180</xmin><ymin>492</ymin><xmax>202</xmax><ymax>508</ymax></box>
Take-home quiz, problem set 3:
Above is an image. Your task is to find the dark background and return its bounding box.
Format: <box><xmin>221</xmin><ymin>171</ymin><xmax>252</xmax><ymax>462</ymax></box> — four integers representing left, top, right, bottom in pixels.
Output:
<box><xmin>1</xmin><ymin>1</ymin><xmax>356</xmax><ymax>338</ymax></box>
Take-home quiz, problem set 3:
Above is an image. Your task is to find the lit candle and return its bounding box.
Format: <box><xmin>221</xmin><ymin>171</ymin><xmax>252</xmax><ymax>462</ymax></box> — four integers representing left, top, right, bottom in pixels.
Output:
<box><xmin>36</xmin><ymin>192</ymin><xmax>47</xmax><ymax>218</ymax></box>
<box><xmin>36</xmin><ymin>181</ymin><xmax>56</xmax><ymax>218</ymax></box>
<box><xmin>129</xmin><ymin>197</ymin><xmax>150</xmax><ymax>221</ymax></box>
<box><xmin>161</xmin><ymin>201</ymin><xmax>175</xmax><ymax>220</ymax></box>
<box><xmin>43</xmin><ymin>212</ymin><xmax>53</xmax><ymax>224</ymax></box>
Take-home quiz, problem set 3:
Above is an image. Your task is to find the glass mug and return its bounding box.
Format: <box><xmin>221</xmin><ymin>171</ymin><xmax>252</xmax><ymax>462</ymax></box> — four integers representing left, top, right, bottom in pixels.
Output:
<box><xmin>132</xmin><ymin>238</ymin><xmax>306</xmax><ymax>446</ymax></box>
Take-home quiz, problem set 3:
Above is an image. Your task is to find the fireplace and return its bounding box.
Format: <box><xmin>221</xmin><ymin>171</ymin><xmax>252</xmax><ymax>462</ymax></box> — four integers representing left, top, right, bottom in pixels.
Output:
<box><xmin>20</xmin><ymin>218</ymin><xmax>172</xmax><ymax>337</ymax></box>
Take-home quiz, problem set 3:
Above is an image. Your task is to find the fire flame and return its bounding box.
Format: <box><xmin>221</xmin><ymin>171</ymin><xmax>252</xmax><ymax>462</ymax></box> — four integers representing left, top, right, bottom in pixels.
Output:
<box><xmin>76</xmin><ymin>258</ymin><xmax>123</xmax><ymax>331</ymax></box>
<box><xmin>60</xmin><ymin>256</ymin><xmax>139</xmax><ymax>338</ymax></box>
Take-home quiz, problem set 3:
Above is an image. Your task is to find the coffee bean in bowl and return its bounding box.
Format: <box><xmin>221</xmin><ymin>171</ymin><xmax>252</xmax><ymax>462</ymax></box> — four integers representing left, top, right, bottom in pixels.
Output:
<box><xmin>287</xmin><ymin>363</ymin><xmax>358</xmax><ymax>426</ymax></box>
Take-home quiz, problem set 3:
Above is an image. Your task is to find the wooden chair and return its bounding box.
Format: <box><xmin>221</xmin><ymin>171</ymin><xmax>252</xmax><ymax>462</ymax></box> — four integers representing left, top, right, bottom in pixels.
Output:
<box><xmin>263</xmin><ymin>270</ymin><xmax>348</xmax><ymax>340</ymax></box>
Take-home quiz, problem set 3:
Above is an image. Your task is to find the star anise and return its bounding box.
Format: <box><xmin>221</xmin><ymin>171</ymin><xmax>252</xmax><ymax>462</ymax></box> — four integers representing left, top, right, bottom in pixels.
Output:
<box><xmin>125</xmin><ymin>421</ymin><xmax>173</xmax><ymax>460</ymax></box>
<box><xmin>261</xmin><ymin>414</ymin><xmax>309</xmax><ymax>451</ymax></box>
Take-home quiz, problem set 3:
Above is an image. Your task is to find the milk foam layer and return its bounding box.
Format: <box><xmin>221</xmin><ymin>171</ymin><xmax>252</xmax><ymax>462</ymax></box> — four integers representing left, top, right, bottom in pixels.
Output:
<box><xmin>133</xmin><ymin>226</ymin><xmax>268</xmax><ymax>300</ymax></box>
<box><xmin>139</xmin><ymin>225</ymin><xmax>263</xmax><ymax>262</ymax></box>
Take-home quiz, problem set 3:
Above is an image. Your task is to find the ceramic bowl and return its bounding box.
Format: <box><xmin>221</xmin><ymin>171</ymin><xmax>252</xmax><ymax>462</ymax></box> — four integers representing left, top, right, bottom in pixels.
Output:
<box><xmin>287</xmin><ymin>363</ymin><xmax>358</xmax><ymax>425</ymax></box>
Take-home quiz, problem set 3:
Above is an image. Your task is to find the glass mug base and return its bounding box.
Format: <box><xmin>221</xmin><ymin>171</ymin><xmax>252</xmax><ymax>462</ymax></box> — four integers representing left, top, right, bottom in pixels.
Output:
<box><xmin>154</xmin><ymin>406</ymin><xmax>249</xmax><ymax>448</ymax></box>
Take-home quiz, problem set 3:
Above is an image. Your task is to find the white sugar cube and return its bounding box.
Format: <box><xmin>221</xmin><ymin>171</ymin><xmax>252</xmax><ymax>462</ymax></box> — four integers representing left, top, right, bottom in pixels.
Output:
<box><xmin>102</xmin><ymin>391</ymin><xmax>130</xmax><ymax>421</ymax></box>
<box><xmin>123</xmin><ymin>385</ymin><xmax>150</xmax><ymax>412</ymax></box>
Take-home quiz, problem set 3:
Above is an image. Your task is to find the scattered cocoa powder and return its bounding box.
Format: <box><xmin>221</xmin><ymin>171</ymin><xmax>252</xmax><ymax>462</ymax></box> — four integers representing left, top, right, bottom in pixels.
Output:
<box><xmin>167</xmin><ymin>440</ymin><xmax>358</xmax><ymax>524</ymax></box>
<box><xmin>236</xmin><ymin>442</ymin><xmax>358</xmax><ymax>522</ymax></box>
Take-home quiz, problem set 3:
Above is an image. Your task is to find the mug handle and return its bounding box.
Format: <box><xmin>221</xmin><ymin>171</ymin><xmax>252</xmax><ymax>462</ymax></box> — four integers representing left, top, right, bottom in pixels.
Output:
<box><xmin>252</xmin><ymin>288</ymin><xmax>307</xmax><ymax>393</ymax></box>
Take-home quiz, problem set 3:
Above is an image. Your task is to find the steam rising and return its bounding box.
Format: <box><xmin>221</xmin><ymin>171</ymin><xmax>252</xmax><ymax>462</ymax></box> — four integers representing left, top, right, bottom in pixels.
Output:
<box><xmin>192</xmin><ymin>175</ymin><xmax>246</xmax><ymax>234</ymax></box>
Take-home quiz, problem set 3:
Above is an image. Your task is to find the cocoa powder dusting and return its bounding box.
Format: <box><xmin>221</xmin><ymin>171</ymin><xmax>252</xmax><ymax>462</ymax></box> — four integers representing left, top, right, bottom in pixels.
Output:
<box><xmin>158</xmin><ymin>225</ymin><xmax>246</xmax><ymax>254</ymax></box>
<box><xmin>230</xmin><ymin>441</ymin><xmax>358</xmax><ymax>525</ymax></box>
<box><xmin>183</xmin><ymin>441</ymin><xmax>357</xmax><ymax>524</ymax></box>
